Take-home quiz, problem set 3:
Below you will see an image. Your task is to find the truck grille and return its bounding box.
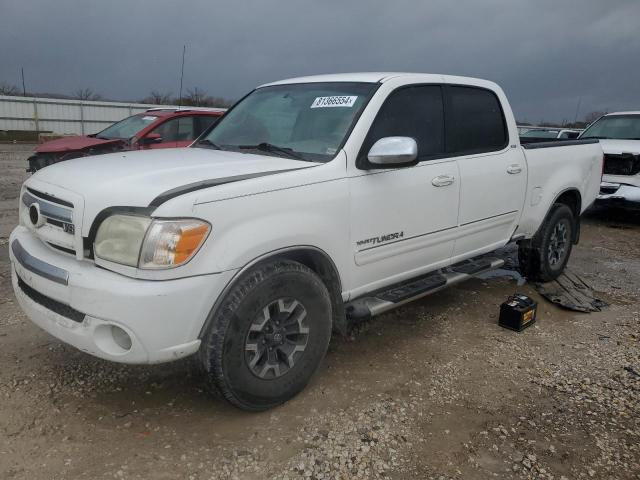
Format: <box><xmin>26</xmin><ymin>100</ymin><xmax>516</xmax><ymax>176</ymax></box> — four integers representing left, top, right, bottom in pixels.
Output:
<box><xmin>599</xmin><ymin>184</ymin><xmax>620</xmax><ymax>195</ymax></box>
<box><xmin>17</xmin><ymin>276</ymin><xmax>85</xmax><ymax>323</ymax></box>
<box><xmin>47</xmin><ymin>242</ymin><xmax>77</xmax><ymax>256</ymax></box>
<box><xmin>603</xmin><ymin>153</ymin><xmax>640</xmax><ymax>176</ymax></box>
<box><xmin>26</xmin><ymin>187</ymin><xmax>74</xmax><ymax>208</ymax></box>
<box><xmin>22</xmin><ymin>187</ymin><xmax>78</xmax><ymax>255</ymax></box>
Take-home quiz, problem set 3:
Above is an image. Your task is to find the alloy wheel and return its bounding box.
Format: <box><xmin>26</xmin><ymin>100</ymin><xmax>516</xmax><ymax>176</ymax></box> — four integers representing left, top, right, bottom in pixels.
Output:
<box><xmin>244</xmin><ymin>298</ymin><xmax>309</xmax><ymax>379</ymax></box>
<box><xmin>548</xmin><ymin>219</ymin><xmax>570</xmax><ymax>268</ymax></box>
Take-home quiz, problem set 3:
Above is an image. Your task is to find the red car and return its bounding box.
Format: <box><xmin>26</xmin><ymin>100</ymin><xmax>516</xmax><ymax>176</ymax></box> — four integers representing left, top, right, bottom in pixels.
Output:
<box><xmin>27</xmin><ymin>108</ymin><xmax>225</xmax><ymax>172</ymax></box>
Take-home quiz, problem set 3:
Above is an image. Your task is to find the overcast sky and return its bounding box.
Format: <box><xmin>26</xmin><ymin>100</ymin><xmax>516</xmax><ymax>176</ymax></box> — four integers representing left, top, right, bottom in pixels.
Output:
<box><xmin>1</xmin><ymin>0</ymin><xmax>639</xmax><ymax>123</ymax></box>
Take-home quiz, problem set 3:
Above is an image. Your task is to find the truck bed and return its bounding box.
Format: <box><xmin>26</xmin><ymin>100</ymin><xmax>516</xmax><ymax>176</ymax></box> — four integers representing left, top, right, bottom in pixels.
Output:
<box><xmin>515</xmin><ymin>139</ymin><xmax>603</xmax><ymax>239</ymax></box>
<box><xmin>521</xmin><ymin>138</ymin><xmax>599</xmax><ymax>149</ymax></box>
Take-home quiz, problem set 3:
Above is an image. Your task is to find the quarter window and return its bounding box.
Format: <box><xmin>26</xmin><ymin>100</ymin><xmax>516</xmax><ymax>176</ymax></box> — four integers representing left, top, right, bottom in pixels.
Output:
<box><xmin>446</xmin><ymin>86</ymin><xmax>507</xmax><ymax>154</ymax></box>
<box><xmin>361</xmin><ymin>86</ymin><xmax>445</xmax><ymax>162</ymax></box>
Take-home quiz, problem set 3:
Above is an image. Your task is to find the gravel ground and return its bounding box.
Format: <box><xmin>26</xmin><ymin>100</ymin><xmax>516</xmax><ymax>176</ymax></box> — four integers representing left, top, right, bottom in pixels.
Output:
<box><xmin>0</xmin><ymin>144</ymin><xmax>29</xmax><ymax>241</ymax></box>
<box><xmin>0</xmin><ymin>145</ymin><xmax>638</xmax><ymax>479</ymax></box>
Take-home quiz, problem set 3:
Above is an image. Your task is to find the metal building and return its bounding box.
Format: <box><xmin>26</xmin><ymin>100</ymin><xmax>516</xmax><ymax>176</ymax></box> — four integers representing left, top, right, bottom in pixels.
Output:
<box><xmin>0</xmin><ymin>95</ymin><xmax>179</xmax><ymax>135</ymax></box>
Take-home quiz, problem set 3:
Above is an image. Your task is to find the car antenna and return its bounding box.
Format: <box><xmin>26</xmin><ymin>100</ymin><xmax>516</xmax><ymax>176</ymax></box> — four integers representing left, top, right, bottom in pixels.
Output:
<box><xmin>178</xmin><ymin>45</ymin><xmax>186</xmax><ymax>110</ymax></box>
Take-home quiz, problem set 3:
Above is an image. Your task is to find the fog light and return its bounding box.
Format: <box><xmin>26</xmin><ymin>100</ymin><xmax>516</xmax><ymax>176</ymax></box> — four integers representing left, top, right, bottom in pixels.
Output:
<box><xmin>111</xmin><ymin>325</ymin><xmax>132</xmax><ymax>351</ymax></box>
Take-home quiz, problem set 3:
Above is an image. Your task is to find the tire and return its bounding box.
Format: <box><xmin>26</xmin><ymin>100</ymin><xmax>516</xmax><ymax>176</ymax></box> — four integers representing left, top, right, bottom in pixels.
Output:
<box><xmin>518</xmin><ymin>203</ymin><xmax>575</xmax><ymax>282</ymax></box>
<box><xmin>199</xmin><ymin>260</ymin><xmax>332</xmax><ymax>411</ymax></box>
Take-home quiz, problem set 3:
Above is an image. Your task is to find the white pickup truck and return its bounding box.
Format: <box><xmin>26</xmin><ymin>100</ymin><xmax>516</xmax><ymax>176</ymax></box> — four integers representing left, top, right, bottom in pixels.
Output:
<box><xmin>579</xmin><ymin>111</ymin><xmax>640</xmax><ymax>208</ymax></box>
<box><xmin>10</xmin><ymin>73</ymin><xmax>603</xmax><ymax>410</ymax></box>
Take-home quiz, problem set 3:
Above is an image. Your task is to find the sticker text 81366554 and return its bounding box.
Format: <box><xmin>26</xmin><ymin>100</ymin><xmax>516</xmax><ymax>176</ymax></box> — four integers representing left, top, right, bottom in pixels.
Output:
<box><xmin>310</xmin><ymin>96</ymin><xmax>358</xmax><ymax>108</ymax></box>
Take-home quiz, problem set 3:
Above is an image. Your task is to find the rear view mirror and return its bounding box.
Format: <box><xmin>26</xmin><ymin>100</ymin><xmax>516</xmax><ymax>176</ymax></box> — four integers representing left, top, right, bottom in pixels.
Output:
<box><xmin>140</xmin><ymin>132</ymin><xmax>162</xmax><ymax>145</ymax></box>
<box><xmin>367</xmin><ymin>137</ymin><xmax>418</xmax><ymax>168</ymax></box>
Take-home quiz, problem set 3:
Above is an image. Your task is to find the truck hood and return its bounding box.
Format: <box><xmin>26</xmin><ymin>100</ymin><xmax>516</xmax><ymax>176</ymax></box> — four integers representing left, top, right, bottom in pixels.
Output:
<box><xmin>28</xmin><ymin>147</ymin><xmax>312</xmax><ymax>236</ymax></box>
<box><xmin>35</xmin><ymin>135</ymin><xmax>123</xmax><ymax>153</ymax></box>
<box><xmin>598</xmin><ymin>139</ymin><xmax>640</xmax><ymax>155</ymax></box>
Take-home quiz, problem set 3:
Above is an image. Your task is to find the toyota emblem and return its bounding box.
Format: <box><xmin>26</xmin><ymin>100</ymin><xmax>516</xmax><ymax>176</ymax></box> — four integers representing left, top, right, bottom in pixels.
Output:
<box><xmin>29</xmin><ymin>203</ymin><xmax>45</xmax><ymax>228</ymax></box>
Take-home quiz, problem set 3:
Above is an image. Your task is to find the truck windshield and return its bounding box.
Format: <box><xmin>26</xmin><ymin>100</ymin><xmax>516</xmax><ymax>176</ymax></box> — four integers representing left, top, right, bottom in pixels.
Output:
<box><xmin>197</xmin><ymin>82</ymin><xmax>378</xmax><ymax>162</ymax></box>
<box><xmin>580</xmin><ymin>115</ymin><xmax>640</xmax><ymax>140</ymax></box>
<box><xmin>97</xmin><ymin>114</ymin><xmax>158</xmax><ymax>140</ymax></box>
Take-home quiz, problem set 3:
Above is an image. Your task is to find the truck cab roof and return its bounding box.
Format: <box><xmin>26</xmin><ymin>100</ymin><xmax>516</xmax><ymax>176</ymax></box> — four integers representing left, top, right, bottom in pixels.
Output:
<box><xmin>603</xmin><ymin>111</ymin><xmax>640</xmax><ymax>117</ymax></box>
<box><xmin>261</xmin><ymin>72</ymin><xmax>500</xmax><ymax>90</ymax></box>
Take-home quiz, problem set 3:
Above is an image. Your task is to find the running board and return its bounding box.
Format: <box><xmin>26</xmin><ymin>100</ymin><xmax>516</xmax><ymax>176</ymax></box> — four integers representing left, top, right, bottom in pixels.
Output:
<box><xmin>346</xmin><ymin>257</ymin><xmax>505</xmax><ymax>319</ymax></box>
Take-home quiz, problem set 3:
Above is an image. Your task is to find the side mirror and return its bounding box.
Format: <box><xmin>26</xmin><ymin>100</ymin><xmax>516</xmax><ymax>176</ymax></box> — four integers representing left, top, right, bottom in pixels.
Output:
<box><xmin>366</xmin><ymin>137</ymin><xmax>418</xmax><ymax>168</ymax></box>
<box><xmin>139</xmin><ymin>132</ymin><xmax>162</xmax><ymax>145</ymax></box>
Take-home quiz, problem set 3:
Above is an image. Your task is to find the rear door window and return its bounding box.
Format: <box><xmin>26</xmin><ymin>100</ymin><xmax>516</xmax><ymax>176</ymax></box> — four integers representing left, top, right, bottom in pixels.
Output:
<box><xmin>446</xmin><ymin>86</ymin><xmax>507</xmax><ymax>155</ymax></box>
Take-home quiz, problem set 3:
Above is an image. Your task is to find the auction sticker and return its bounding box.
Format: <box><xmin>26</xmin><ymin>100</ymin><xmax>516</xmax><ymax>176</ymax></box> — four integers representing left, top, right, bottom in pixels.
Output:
<box><xmin>311</xmin><ymin>96</ymin><xmax>358</xmax><ymax>108</ymax></box>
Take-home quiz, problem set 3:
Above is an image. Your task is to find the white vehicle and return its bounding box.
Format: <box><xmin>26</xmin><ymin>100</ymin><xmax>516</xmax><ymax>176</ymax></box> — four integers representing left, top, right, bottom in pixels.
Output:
<box><xmin>579</xmin><ymin>112</ymin><xmax>640</xmax><ymax>208</ymax></box>
<box><xmin>520</xmin><ymin>127</ymin><xmax>582</xmax><ymax>141</ymax></box>
<box><xmin>10</xmin><ymin>73</ymin><xmax>603</xmax><ymax>410</ymax></box>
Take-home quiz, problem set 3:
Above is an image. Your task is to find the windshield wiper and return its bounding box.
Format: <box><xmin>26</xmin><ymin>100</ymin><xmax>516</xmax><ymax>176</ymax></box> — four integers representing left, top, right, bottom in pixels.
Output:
<box><xmin>238</xmin><ymin>142</ymin><xmax>306</xmax><ymax>161</ymax></box>
<box><xmin>195</xmin><ymin>139</ymin><xmax>222</xmax><ymax>150</ymax></box>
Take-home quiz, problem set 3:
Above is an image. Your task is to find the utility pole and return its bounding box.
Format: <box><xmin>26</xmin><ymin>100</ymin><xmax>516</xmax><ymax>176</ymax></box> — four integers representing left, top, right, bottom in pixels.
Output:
<box><xmin>573</xmin><ymin>96</ymin><xmax>582</xmax><ymax>124</ymax></box>
<box><xmin>178</xmin><ymin>45</ymin><xmax>186</xmax><ymax>109</ymax></box>
<box><xmin>21</xmin><ymin>67</ymin><xmax>27</xmax><ymax>96</ymax></box>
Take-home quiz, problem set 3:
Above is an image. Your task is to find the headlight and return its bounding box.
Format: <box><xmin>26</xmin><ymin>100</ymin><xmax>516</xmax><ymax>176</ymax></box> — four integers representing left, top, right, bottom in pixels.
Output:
<box><xmin>94</xmin><ymin>215</ymin><xmax>151</xmax><ymax>267</ymax></box>
<box><xmin>94</xmin><ymin>215</ymin><xmax>210</xmax><ymax>269</ymax></box>
<box><xmin>139</xmin><ymin>219</ymin><xmax>210</xmax><ymax>269</ymax></box>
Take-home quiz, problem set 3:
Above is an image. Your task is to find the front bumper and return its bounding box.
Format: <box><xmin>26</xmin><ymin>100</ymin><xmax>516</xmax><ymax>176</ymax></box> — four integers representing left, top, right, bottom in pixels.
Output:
<box><xmin>597</xmin><ymin>181</ymin><xmax>640</xmax><ymax>209</ymax></box>
<box><xmin>9</xmin><ymin>225</ymin><xmax>237</xmax><ymax>364</ymax></box>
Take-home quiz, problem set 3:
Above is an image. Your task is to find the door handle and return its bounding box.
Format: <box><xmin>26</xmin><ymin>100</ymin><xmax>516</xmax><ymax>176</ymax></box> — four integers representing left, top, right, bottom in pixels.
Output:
<box><xmin>432</xmin><ymin>175</ymin><xmax>455</xmax><ymax>187</ymax></box>
<box><xmin>507</xmin><ymin>164</ymin><xmax>522</xmax><ymax>174</ymax></box>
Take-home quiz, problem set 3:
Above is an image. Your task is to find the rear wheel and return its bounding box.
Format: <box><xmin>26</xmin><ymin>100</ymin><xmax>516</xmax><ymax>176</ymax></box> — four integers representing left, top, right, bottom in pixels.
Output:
<box><xmin>518</xmin><ymin>203</ymin><xmax>575</xmax><ymax>282</ymax></box>
<box><xmin>199</xmin><ymin>260</ymin><xmax>332</xmax><ymax>411</ymax></box>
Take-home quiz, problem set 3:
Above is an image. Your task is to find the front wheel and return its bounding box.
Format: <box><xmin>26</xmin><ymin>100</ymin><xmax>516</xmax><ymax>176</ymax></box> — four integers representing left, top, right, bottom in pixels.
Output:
<box><xmin>199</xmin><ymin>260</ymin><xmax>332</xmax><ymax>411</ymax></box>
<box><xmin>518</xmin><ymin>203</ymin><xmax>575</xmax><ymax>282</ymax></box>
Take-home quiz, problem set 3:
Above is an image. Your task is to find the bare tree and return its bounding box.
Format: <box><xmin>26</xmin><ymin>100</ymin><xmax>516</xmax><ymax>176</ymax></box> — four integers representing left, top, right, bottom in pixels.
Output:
<box><xmin>181</xmin><ymin>88</ymin><xmax>233</xmax><ymax>108</ymax></box>
<box><xmin>208</xmin><ymin>96</ymin><xmax>235</xmax><ymax>108</ymax></box>
<box><xmin>0</xmin><ymin>82</ymin><xmax>20</xmax><ymax>95</ymax></box>
<box><xmin>182</xmin><ymin>87</ymin><xmax>209</xmax><ymax>106</ymax></box>
<box><xmin>584</xmin><ymin>110</ymin><xmax>607</xmax><ymax>125</ymax></box>
<box><xmin>73</xmin><ymin>88</ymin><xmax>102</xmax><ymax>101</ymax></box>
<box><xmin>142</xmin><ymin>90</ymin><xmax>173</xmax><ymax>105</ymax></box>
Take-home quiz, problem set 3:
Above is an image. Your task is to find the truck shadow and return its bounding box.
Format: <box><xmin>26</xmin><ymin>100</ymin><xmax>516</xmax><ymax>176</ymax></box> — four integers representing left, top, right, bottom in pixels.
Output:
<box><xmin>584</xmin><ymin>204</ymin><xmax>640</xmax><ymax>227</ymax></box>
<box><xmin>40</xmin><ymin>291</ymin><xmax>451</xmax><ymax>420</ymax></box>
<box><xmin>32</xmin><ymin>268</ymin><xmax>585</xmax><ymax>456</ymax></box>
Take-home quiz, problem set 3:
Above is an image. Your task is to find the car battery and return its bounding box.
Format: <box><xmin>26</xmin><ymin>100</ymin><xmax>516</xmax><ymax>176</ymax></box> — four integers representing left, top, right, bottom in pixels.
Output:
<box><xmin>499</xmin><ymin>294</ymin><xmax>537</xmax><ymax>332</ymax></box>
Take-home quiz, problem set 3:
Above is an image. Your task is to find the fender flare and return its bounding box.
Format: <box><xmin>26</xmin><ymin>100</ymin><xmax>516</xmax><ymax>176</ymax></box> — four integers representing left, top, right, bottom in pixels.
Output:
<box><xmin>198</xmin><ymin>245</ymin><xmax>346</xmax><ymax>339</ymax></box>
<box><xmin>523</xmin><ymin>187</ymin><xmax>582</xmax><ymax>248</ymax></box>
<box><xmin>550</xmin><ymin>187</ymin><xmax>582</xmax><ymax>244</ymax></box>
